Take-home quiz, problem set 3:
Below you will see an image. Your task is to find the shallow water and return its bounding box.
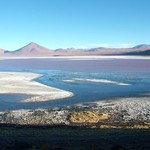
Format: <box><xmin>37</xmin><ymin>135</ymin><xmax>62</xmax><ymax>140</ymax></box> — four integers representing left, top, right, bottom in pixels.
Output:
<box><xmin>0</xmin><ymin>58</ymin><xmax>150</xmax><ymax>73</ymax></box>
<box><xmin>0</xmin><ymin>58</ymin><xmax>150</xmax><ymax>111</ymax></box>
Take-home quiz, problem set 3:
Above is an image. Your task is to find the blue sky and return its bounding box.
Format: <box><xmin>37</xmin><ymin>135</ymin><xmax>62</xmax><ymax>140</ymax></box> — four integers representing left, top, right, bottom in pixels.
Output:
<box><xmin>0</xmin><ymin>0</ymin><xmax>150</xmax><ymax>50</ymax></box>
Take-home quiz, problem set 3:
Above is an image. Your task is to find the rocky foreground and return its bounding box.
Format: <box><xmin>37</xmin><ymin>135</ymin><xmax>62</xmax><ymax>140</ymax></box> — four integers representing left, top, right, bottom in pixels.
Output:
<box><xmin>0</xmin><ymin>97</ymin><xmax>150</xmax><ymax>128</ymax></box>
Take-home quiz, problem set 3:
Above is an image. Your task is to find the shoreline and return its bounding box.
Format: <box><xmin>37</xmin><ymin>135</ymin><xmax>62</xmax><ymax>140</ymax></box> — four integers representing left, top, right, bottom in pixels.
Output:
<box><xmin>0</xmin><ymin>72</ymin><xmax>73</xmax><ymax>102</ymax></box>
<box><xmin>0</xmin><ymin>55</ymin><xmax>150</xmax><ymax>60</ymax></box>
<box><xmin>0</xmin><ymin>72</ymin><xmax>149</xmax><ymax>129</ymax></box>
<box><xmin>0</xmin><ymin>96</ymin><xmax>150</xmax><ymax>129</ymax></box>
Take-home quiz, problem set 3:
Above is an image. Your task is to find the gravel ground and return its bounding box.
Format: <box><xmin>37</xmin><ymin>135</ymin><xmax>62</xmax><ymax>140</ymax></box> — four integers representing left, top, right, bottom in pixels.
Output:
<box><xmin>0</xmin><ymin>97</ymin><xmax>150</xmax><ymax>128</ymax></box>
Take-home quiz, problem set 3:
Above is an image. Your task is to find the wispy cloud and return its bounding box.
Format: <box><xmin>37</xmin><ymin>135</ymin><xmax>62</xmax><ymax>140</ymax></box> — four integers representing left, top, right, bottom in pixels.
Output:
<box><xmin>73</xmin><ymin>43</ymin><xmax>132</xmax><ymax>49</ymax></box>
<box><xmin>88</xmin><ymin>43</ymin><xmax>111</xmax><ymax>48</ymax></box>
<box><xmin>113</xmin><ymin>43</ymin><xmax>132</xmax><ymax>48</ymax></box>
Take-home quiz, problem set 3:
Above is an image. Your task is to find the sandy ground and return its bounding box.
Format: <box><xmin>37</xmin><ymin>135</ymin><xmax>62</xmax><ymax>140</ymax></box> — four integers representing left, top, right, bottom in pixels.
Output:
<box><xmin>0</xmin><ymin>72</ymin><xmax>73</xmax><ymax>102</ymax></box>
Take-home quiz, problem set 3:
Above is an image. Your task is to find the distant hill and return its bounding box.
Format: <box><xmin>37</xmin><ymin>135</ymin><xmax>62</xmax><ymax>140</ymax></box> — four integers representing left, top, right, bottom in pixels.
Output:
<box><xmin>5</xmin><ymin>42</ymin><xmax>54</xmax><ymax>56</ymax></box>
<box><xmin>120</xmin><ymin>44</ymin><xmax>150</xmax><ymax>55</ymax></box>
<box><xmin>132</xmin><ymin>44</ymin><xmax>150</xmax><ymax>49</ymax></box>
<box><xmin>0</xmin><ymin>49</ymin><xmax>4</xmax><ymax>56</ymax></box>
<box><xmin>122</xmin><ymin>49</ymin><xmax>150</xmax><ymax>55</ymax></box>
<box><xmin>1</xmin><ymin>42</ymin><xmax>150</xmax><ymax>57</ymax></box>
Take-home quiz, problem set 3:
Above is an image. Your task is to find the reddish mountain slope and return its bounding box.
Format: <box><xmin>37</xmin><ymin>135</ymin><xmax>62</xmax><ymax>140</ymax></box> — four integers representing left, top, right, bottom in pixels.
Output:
<box><xmin>0</xmin><ymin>48</ymin><xmax>4</xmax><ymax>56</ymax></box>
<box><xmin>6</xmin><ymin>42</ymin><xmax>54</xmax><ymax>56</ymax></box>
<box><xmin>1</xmin><ymin>43</ymin><xmax>150</xmax><ymax>57</ymax></box>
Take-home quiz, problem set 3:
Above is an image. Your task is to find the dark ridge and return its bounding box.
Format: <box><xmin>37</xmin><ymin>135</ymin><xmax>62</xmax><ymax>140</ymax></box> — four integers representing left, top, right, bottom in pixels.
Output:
<box><xmin>122</xmin><ymin>49</ymin><xmax>150</xmax><ymax>55</ymax></box>
<box><xmin>132</xmin><ymin>44</ymin><xmax>150</xmax><ymax>49</ymax></box>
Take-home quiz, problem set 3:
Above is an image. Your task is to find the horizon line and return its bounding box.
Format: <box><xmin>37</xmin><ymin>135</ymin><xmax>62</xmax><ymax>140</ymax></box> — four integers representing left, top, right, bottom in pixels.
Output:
<box><xmin>1</xmin><ymin>42</ymin><xmax>150</xmax><ymax>52</ymax></box>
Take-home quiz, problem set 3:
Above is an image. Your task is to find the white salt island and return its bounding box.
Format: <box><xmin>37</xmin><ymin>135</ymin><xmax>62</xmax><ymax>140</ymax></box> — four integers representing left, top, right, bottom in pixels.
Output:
<box><xmin>0</xmin><ymin>72</ymin><xmax>73</xmax><ymax>102</ymax></box>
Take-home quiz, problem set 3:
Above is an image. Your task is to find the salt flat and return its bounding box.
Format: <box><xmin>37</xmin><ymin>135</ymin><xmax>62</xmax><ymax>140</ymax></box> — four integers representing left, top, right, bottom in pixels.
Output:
<box><xmin>0</xmin><ymin>72</ymin><xmax>73</xmax><ymax>102</ymax></box>
<box><xmin>1</xmin><ymin>55</ymin><xmax>150</xmax><ymax>60</ymax></box>
<box><xmin>63</xmin><ymin>78</ymin><xmax>130</xmax><ymax>86</ymax></box>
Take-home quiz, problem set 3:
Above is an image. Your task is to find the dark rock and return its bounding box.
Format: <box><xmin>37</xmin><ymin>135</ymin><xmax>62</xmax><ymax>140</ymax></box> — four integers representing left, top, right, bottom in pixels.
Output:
<box><xmin>111</xmin><ymin>145</ymin><xmax>126</xmax><ymax>150</ymax></box>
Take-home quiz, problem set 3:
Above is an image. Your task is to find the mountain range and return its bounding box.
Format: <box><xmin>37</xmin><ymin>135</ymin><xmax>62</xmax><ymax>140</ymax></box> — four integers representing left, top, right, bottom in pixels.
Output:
<box><xmin>1</xmin><ymin>42</ymin><xmax>150</xmax><ymax>57</ymax></box>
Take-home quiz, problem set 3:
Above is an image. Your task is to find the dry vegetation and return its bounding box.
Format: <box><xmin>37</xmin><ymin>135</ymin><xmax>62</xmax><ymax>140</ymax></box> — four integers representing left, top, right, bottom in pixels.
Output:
<box><xmin>69</xmin><ymin>111</ymin><xmax>110</xmax><ymax>123</ymax></box>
